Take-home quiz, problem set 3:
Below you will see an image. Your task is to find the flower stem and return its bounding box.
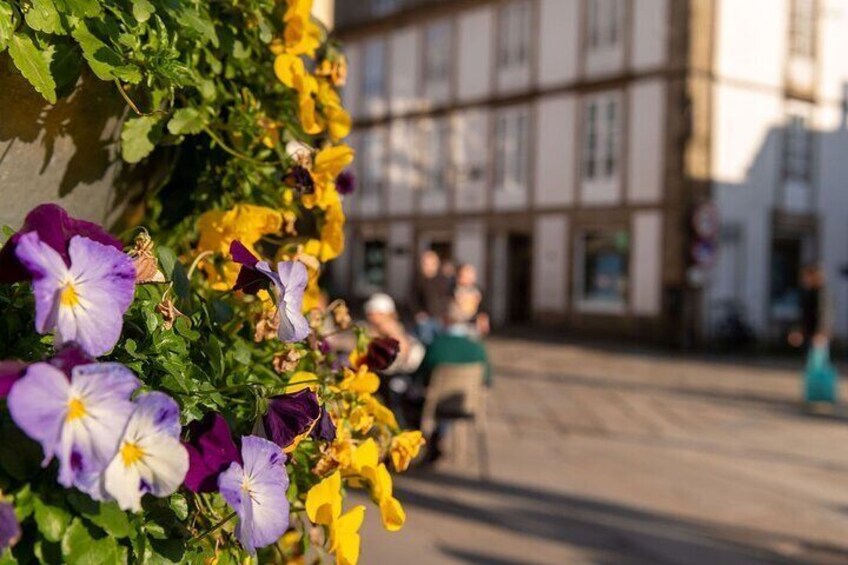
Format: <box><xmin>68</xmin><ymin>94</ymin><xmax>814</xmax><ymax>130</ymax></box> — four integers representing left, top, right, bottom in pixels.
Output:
<box><xmin>194</xmin><ymin>511</ymin><xmax>237</xmax><ymax>542</ymax></box>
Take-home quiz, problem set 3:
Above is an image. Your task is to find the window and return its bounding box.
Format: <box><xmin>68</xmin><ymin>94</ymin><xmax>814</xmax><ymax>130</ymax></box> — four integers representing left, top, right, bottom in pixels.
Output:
<box><xmin>499</xmin><ymin>0</ymin><xmax>532</xmax><ymax>69</ymax></box>
<box><xmin>579</xmin><ymin>230</ymin><xmax>630</xmax><ymax>307</ymax></box>
<box><xmin>770</xmin><ymin>237</ymin><xmax>802</xmax><ymax>320</ymax></box>
<box><xmin>494</xmin><ymin>107</ymin><xmax>529</xmax><ymax>192</ymax></box>
<box><xmin>363</xmin><ymin>39</ymin><xmax>385</xmax><ymax>100</ymax></box>
<box><xmin>587</xmin><ymin>0</ymin><xmax>624</xmax><ymax>50</ymax></box>
<box><xmin>583</xmin><ymin>94</ymin><xmax>620</xmax><ymax>181</ymax></box>
<box><xmin>361</xmin><ymin>240</ymin><xmax>387</xmax><ymax>289</ymax></box>
<box><xmin>789</xmin><ymin>0</ymin><xmax>816</xmax><ymax>59</ymax></box>
<box><xmin>424</xmin><ymin>20</ymin><xmax>452</xmax><ymax>84</ymax></box>
<box><xmin>784</xmin><ymin>114</ymin><xmax>812</xmax><ymax>182</ymax></box>
<box><xmin>424</xmin><ymin>119</ymin><xmax>452</xmax><ymax>191</ymax></box>
<box><xmin>361</xmin><ymin>130</ymin><xmax>386</xmax><ymax>197</ymax></box>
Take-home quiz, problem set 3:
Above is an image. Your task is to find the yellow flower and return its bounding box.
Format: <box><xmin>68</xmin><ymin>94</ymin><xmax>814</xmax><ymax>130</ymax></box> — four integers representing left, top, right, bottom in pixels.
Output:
<box><xmin>329</xmin><ymin>505</ymin><xmax>365</xmax><ymax>565</ymax></box>
<box><xmin>196</xmin><ymin>204</ymin><xmax>282</xmax><ymax>289</ymax></box>
<box><xmin>339</xmin><ymin>365</ymin><xmax>380</xmax><ymax>395</ymax></box>
<box><xmin>286</xmin><ymin>371</ymin><xmax>319</xmax><ymax>393</ymax></box>
<box><xmin>305</xmin><ymin>470</ymin><xmax>366</xmax><ymax>565</ymax></box>
<box><xmin>317</xmin><ymin>80</ymin><xmax>351</xmax><ymax>141</ymax></box>
<box><xmin>365</xmin><ymin>395</ymin><xmax>398</xmax><ymax>430</ymax></box>
<box><xmin>348</xmin><ymin>404</ymin><xmax>374</xmax><ymax>434</ymax></box>
<box><xmin>303</xmin><ymin>144</ymin><xmax>354</xmax><ymax>210</ymax></box>
<box><xmin>390</xmin><ymin>431</ymin><xmax>425</xmax><ymax>472</ymax></box>
<box><xmin>306</xmin><ymin>471</ymin><xmax>343</xmax><ymax>526</ymax></box>
<box><xmin>304</xmin><ymin>195</ymin><xmax>345</xmax><ymax>262</ymax></box>
<box><xmin>283</xmin><ymin>0</ymin><xmax>322</xmax><ymax>58</ymax></box>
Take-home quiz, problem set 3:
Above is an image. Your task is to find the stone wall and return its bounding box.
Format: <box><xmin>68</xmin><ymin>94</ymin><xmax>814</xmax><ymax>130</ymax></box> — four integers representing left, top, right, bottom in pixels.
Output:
<box><xmin>0</xmin><ymin>54</ymin><xmax>126</xmax><ymax>229</ymax></box>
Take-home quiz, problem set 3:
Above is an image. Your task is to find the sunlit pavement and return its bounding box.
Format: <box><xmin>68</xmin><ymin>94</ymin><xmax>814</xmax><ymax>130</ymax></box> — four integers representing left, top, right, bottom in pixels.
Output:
<box><xmin>355</xmin><ymin>337</ymin><xmax>848</xmax><ymax>564</ymax></box>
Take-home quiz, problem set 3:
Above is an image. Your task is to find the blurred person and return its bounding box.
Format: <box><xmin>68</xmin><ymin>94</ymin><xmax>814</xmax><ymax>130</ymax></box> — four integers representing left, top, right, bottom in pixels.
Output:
<box><xmin>363</xmin><ymin>293</ymin><xmax>426</xmax><ymax>427</ymax></box>
<box><xmin>413</xmin><ymin>307</ymin><xmax>492</xmax><ymax>463</ymax></box>
<box><xmin>795</xmin><ymin>265</ymin><xmax>837</xmax><ymax>407</ymax></box>
<box><xmin>411</xmin><ymin>250</ymin><xmax>450</xmax><ymax>345</ymax></box>
<box><xmin>453</xmin><ymin>263</ymin><xmax>490</xmax><ymax>337</ymax></box>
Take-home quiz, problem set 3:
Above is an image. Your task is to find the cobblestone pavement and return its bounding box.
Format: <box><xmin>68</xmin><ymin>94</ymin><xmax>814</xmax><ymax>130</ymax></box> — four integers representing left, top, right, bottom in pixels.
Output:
<box><xmin>355</xmin><ymin>338</ymin><xmax>848</xmax><ymax>564</ymax></box>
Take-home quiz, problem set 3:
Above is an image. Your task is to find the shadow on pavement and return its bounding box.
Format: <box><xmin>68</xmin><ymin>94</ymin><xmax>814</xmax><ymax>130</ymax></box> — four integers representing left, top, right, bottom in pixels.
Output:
<box><xmin>396</xmin><ymin>469</ymin><xmax>848</xmax><ymax>565</ymax></box>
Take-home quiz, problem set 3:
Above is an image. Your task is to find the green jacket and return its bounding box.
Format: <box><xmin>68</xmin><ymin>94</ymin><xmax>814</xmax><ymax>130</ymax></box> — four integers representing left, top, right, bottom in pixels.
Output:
<box><xmin>415</xmin><ymin>332</ymin><xmax>492</xmax><ymax>387</ymax></box>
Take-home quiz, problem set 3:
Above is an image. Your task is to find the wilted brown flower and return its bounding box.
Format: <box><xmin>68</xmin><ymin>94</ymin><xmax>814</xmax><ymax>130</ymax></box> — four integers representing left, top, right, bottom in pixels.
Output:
<box><xmin>272</xmin><ymin>348</ymin><xmax>304</xmax><ymax>374</ymax></box>
<box><xmin>156</xmin><ymin>297</ymin><xmax>184</xmax><ymax>330</ymax></box>
<box><xmin>254</xmin><ymin>307</ymin><xmax>280</xmax><ymax>343</ymax></box>
<box><xmin>330</xmin><ymin>301</ymin><xmax>352</xmax><ymax>330</ymax></box>
<box><xmin>130</xmin><ymin>232</ymin><xmax>166</xmax><ymax>284</ymax></box>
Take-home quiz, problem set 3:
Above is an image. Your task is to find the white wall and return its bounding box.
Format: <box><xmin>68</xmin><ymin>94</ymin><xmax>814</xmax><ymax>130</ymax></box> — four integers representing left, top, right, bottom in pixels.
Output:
<box><xmin>389</xmin><ymin>27</ymin><xmax>421</xmax><ymax>114</ymax></box>
<box><xmin>538</xmin><ymin>0</ymin><xmax>579</xmax><ymax>86</ymax></box>
<box><xmin>454</xmin><ymin>220</ymin><xmax>488</xmax><ymax>290</ymax></box>
<box><xmin>533</xmin><ymin>214</ymin><xmax>568</xmax><ymax>312</ymax></box>
<box><xmin>535</xmin><ymin>94</ymin><xmax>576</xmax><ymax>207</ymax></box>
<box><xmin>388</xmin><ymin>120</ymin><xmax>416</xmax><ymax>215</ymax></box>
<box><xmin>457</xmin><ymin>6</ymin><xmax>494</xmax><ymax>102</ymax></box>
<box><xmin>714</xmin><ymin>0</ymin><xmax>786</xmax><ymax>88</ymax></box>
<box><xmin>627</xmin><ymin>79</ymin><xmax>665</xmax><ymax>203</ymax></box>
<box><xmin>631</xmin><ymin>0</ymin><xmax>668</xmax><ymax>70</ymax></box>
<box><xmin>342</xmin><ymin>42</ymin><xmax>361</xmax><ymax>120</ymax></box>
<box><xmin>387</xmin><ymin>222</ymin><xmax>414</xmax><ymax>302</ymax></box>
<box><xmin>454</xmin><ymin>108</ymin><xmax>490</xmax><ymax>212</ymax></box>
<box><xmin>631</xmin><ymin>211</ymin><xmax>662</xmax><ymax>315</ymax></box>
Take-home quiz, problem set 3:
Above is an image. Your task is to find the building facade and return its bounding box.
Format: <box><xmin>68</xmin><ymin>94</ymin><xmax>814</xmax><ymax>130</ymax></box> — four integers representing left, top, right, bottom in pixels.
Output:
<box><xmin>331</xmin><ymin>0</ymin><xmax>848</xmax><ymax>345</ymax></box>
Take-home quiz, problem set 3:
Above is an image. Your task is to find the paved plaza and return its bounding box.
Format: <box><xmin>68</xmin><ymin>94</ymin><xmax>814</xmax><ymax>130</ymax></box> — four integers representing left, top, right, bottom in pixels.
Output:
<box><xmin>356</xmin><ymin>338</ymin><xmax>848</xmax><ymax>564</ymax></box>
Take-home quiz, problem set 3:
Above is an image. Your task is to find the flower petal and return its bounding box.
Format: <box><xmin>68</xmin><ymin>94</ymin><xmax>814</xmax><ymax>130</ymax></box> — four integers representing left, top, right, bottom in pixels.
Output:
<box><xmin>183</xmin><ymin>413</ymin><xmax>241</xmax><ymax>493</ymax></box>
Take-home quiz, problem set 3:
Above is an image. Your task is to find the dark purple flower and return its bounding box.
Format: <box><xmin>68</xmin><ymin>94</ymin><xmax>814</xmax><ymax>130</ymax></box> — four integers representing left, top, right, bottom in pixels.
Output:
<box><xmin>49</xmin><ymin>343</ymin><xmax>94</xmax><ymax>376</ymax></box>
<box><xmin>336</xmin><ymin>169</ymin><xmax>356</xmax><ymax>195</ymax></box>
<box><xmin>0</xmin><ymin>204</ymin><xmax>123</xmax><ymax>284</ymax></box>
<box><xmin>0</xmin><ymin>361</ymin><xmax>26</xmax><ymax>400</ymax></box>
<box><xmin>263</xmin><ymin>389</ymin><xmax>320</xmax><ymax>450</ymax></box>
<box><xmin>230</xmin><ymin>240</ymin><xmax>270</xmax><ymax>295</ymax></box>
<box><xmin>0</xmin><ymin>501</ymin><xmax>20</xmax><ymax>552</ymax></box>
<box><xmin>284</xmin><ymin>165</ymin><xmax>315</xmax><ymax>194</ymax></box>
<box><xmin>310</xmin><ymin>407</ymin><xmax>336</xmax><ymax>442</ymax></box>
<box><xmin>365</xmin><ymin>337</ymin><xmax>400</xmax><ymax>371</ymax></box>
<box><xmin>183</xmin><ymin>413</ymin><xmax>241</xmax><ymax>494</ymax></box>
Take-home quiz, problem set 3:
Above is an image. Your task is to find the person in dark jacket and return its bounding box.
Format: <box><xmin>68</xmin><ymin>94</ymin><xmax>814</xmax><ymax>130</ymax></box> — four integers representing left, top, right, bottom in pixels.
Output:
<box><xmin>411</xmin><ymin>250</ymin><xmax>451</xmax><ymax>344</ymax></box>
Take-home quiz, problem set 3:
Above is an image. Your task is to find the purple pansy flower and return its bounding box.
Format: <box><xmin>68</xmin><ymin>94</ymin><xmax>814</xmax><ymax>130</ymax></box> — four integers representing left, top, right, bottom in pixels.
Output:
<box><xmin>0</xmin><ymin>204</ymin><xmax>123</xmax><ymax>284</ymax></box>
<box><xmin>310</xmin><ymin>407</ymin><xmax>337</xmax><ymax>442</ymax></box>
<box><xmin>336</xmin><ymin>169</ymin><xmax>356</xmax><ymax>195</ymax></box>
<box><xmin>6</xmin><ymin>362</ymin><xmax>139</xmax><ymax>492</ymax></box>
<box><xmin>229</xmin><ymin>241</ymin><xmax>310</xmax><ymax>342</ymax></box>
<box><xmin>183</xmin><ymin>413</ymin><xmax>241</xmax><ymax>494</ymax></box>
<box><xmin>0</xmin><ymin>343</ymin><xmax>92</xmax><ymax>400</ymax></box>
<box><xmin>15</xmin><ymin>232</ymin><xmax>136</xmax><ymax>357</ymax></box>
<box><xmin>219</xmin><ymin>436</ymin><xmax>290</xmax><ymax>554</ymax></box>
<box><xmin>263</xmin><ymin>389</ymin><xmax>320</xmax><ymax>451</ymax></box>
<box><xmin>103</xmin><ymin>392</ymin><xmax>189</xmax><ymax>512</ymax></box>
<box><xmin>0</xmin><ymin>501</ymin><xmax>20</xmax><ymax>552</ymax></box>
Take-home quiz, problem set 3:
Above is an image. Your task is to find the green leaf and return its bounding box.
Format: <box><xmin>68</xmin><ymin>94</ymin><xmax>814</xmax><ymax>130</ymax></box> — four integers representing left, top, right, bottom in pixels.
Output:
<box><xmin>168</xmin><ymin>495</ymin><xmax>188</xmax><ymax>521</ymax></box>
<box><xmin>167</xmin><ymin>107</ymin><xmax>207</xmax><ymax>136</ymax></box>
<box><xmin>25</xmin><ymin>0</ymin><xmax>64</xmax><ymax>34</ymax></box>
<box><xmin>121</xmin><ymin>115</ymin><xmax>164</xmax><ymax>164</ymax></box>
<box><xmin>8</xmin><ymin>32</ymin><xmax>57</xmax><ymax>104</ymax></box>
<box><xmin>0</xmin><ymin>2</ymin><xmax>15</xmax><ymax>53</ymax></box>
<box><xmin>61</xmin><ymin>519</ymin><xmax>126</xmax><ymax>565</ymax></box>
<box><xmin>33</xmin><ymin>497</ymin><xmax>71</xmax><ymax>543</ymax></box>
<box><xmin>72</xmin><ymin>22</ymin><xmax>140</xmax><ymax>83</ymax></box>
<box><xmin>132</xmin><ymin>0</ymin><xmax>155</xmax><ymax>23</ymax></box>
<box><xmin>55</xmin><ymin>0</ymin><xmax>101</xmax><ymax>18</ymax></box>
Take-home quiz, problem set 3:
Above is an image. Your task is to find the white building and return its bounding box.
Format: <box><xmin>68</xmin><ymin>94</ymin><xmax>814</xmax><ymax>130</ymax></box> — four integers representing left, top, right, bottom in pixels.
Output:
<box><xmin>332</xmin><ymin>0</ymin><xmax>848</xmax><ymax>345</ymax></box>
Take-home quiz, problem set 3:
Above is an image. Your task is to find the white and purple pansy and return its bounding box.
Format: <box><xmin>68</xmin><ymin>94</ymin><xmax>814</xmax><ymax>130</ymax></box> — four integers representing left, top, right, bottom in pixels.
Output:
<box><xmin>14</xmin><ymin>231</ymin><xmax>136</xmax><ymax>357</ymax></box>
<box><xmin>6</xmin><ymin>362</ymin><xmax>139</xmax><ymax>493</ymax></box>
<box><xmin>103</xmin><ymin>392</ymin><xmax>189</xmax><ymax>512</ymax></box>
<box><xmin>230</xmin><ymin>240</ymin><xmax>310</xmax><ymax>342</ymax></box>
<box><xmin>218</xmin><ymin>435</ymin><xmax>290</xmax><ymax>554</ymax></box>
